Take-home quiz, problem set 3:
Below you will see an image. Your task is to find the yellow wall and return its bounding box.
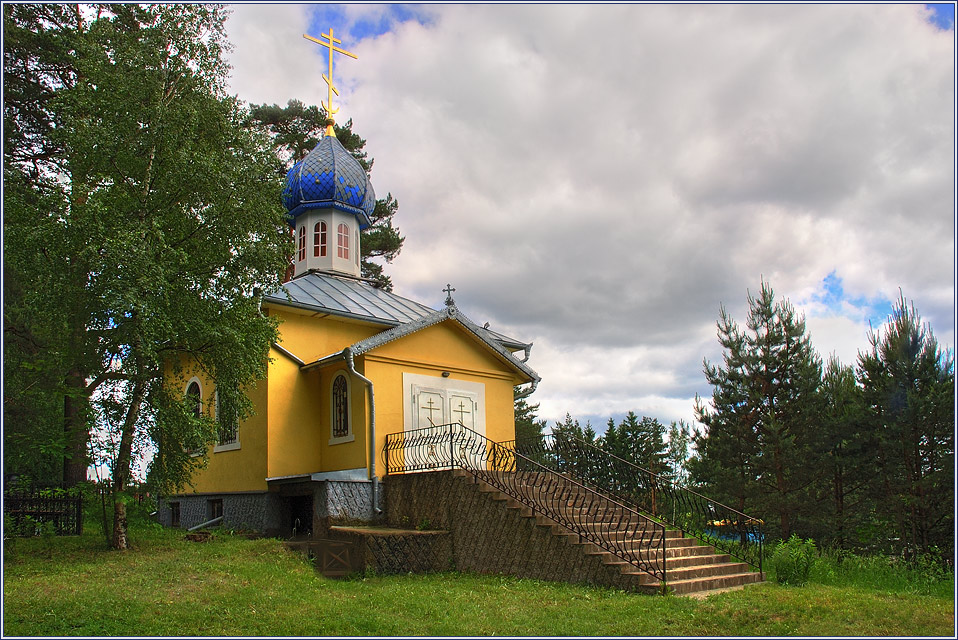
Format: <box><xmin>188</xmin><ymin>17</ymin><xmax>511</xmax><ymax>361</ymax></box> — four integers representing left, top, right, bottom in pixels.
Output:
<box><xmin>166</xmin><ymin>355</ymin><xmax>269</xmax><ymax>495</ymax></box>
<box><xmin>187</xmin><ymin>376</ymin><xmax>269</xmax><ymax>493</ymax></box>
<box><xmin>180</xmin><ymin>308</ymin><xmax>530</xmax><ymax>491</ymax></box>
<box><xmin>269</xmin><ymin>306</ymin><xmax>380</xmax><ymax>362</ymax></box>
<box><xmin>265</xmin><ymin>347</ymin><xmax>323</xmax><ymax>479</ymax></box>
<box><xmin>316</xmin><ymin>364</ymin><xmax>369</xmax><ymax>473</ymax></box>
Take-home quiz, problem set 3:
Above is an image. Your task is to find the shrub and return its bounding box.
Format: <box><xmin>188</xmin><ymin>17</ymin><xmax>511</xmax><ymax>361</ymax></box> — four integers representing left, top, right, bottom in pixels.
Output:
<box><xmin>771</xmin><ymin>534</ymin><xmax>816</xmax><ymax>585</ymax></box>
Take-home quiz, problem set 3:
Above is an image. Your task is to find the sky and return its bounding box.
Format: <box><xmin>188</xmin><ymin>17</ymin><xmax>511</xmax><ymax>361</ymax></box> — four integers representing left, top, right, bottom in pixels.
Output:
<box><xmin>224</xmin><ymin>3</ymin><xmax>956</xmax><ymax>432</ymax></box>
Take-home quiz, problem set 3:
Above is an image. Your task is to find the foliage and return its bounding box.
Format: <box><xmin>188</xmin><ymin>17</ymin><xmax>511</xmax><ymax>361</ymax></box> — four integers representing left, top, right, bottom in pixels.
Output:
<box><xmin>3</xmin><ymin>4</ymin><xmax>291</xmax><ymax>549</ymax></box>
<box><xmin>246</xmin><ymin>101</ymin><xmax>405</xmax><ymax>289</ymax></box>
<box><xmin>600</xmin><ymin>412</ymin><xmax>668</xmax><ymax>476</ymax></box>
<box><xmin>692</xmin><ymin>282</ymin><xmax>953</xmax><ymax>563</ymax></box>
<box><xmin>513</xmin><ymin>394</ymin><xmax>546</xmax><ymax>443</ymax></box>
<box><xmin>665</xmin><ymin>420</ymin><xmax>692</xmax><ymax>484</ymax></box>
<box><xmin>770</xmin><ymin>534</ymin><xmax>817</xmax><ymax>586</ymax></box>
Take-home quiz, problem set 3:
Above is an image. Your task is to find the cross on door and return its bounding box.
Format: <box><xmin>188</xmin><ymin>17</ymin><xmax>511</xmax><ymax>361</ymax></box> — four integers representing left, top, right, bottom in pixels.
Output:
<box><xmin>422</xmin><ymin>397</ymin><xmax>441</xmax><ymax>426</ymax></box>
<box><xmin>453</xmin><ymin>399</ymin><xmax>470</xmax><ymax>424</ymax></box>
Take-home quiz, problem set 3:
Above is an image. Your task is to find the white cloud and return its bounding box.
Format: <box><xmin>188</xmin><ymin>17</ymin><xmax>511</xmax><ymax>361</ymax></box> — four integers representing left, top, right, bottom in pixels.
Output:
<box><xmin>226</xmin><ymin>3</ymin><xmax>955</xmax><ymax>429</ymax></box>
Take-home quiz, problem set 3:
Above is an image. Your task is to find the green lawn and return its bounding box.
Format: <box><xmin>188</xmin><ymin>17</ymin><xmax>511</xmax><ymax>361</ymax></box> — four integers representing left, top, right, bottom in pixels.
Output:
<box><xmin>3</xmin><ymin>525</ymin><xmax>954</xmax><ymax>637</ymax></box>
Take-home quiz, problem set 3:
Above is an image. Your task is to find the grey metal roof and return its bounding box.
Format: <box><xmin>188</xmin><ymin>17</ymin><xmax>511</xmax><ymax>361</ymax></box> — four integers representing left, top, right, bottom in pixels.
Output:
<box><xmin>265</xmin><ymin>271</ymin><xmax>533</xmax><ymax>359</ymax></box>
<box><xmin>264</xmin><ymin>271</ymin><xmax>435</xmax><ymax>326</ymax></box>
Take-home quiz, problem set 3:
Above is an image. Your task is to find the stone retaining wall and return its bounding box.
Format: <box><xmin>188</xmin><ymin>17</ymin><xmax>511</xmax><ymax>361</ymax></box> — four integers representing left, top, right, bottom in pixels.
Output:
<box><xmin>383</xmin><ymin>471</ymin><xmax>650</xmax><ymax>591</ymax></box>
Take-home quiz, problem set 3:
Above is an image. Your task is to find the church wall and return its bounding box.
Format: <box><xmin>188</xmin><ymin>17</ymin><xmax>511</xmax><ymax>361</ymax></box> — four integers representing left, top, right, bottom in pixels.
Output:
<box><xmin>316</xmin><ymin>364</ymin><xmax>369</xmax><ymax>474</ymax></box>
<box><xmin>268</xmin><ymin>306</ymin><xmax>380</xmax><ymax>363</ymax></box>
<box><xmin>186</xmin><ymin>375</ymin><xmax>269</xmax><ymax>494</ymax></box>
<box><xmin>362</xmin><ymin>322</ymin><xmax>522</xmax><ymax>477</ymax></box>
<box><xmin>165</xmin><ymin>355</ymin><xmax>270</xmax><ymax>495</ymax></box>
<box><xmin>266</xmin><ymin>349</ymin><xmax>323</xmax><ymax>479</ymax></box>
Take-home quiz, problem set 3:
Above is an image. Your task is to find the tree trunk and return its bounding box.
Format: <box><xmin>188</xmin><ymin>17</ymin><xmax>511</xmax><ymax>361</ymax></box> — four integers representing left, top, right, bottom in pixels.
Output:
<box><xmin>63</xmin><ymin>369</ymin><xmax>89</xmax><ymax>486</ymax></box>
<box><xmin>111</xmin><ymin>378</ymin><xmax>146</xmax><ymax>550</ymax></box>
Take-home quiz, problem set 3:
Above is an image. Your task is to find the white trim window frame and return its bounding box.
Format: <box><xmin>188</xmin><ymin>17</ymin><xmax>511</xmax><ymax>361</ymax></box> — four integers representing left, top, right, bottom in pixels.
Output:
<box><xmin>213</xmin><ymin>389</ymin><xmax>240</xmax><ymax>453</ymax></box>
<box><xmin>329</xmin><ymin>371</ymin><xmax>355</xmax><ymax>445</ymax></box>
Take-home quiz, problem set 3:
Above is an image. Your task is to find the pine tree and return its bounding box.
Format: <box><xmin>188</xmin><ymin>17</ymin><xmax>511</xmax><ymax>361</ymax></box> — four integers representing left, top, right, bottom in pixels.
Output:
<box><xmin>857</xmin><ymin>294</ymin><xmax>954</xmax><ymax>559</ymax></box>
<box><xmin>666</xmin><ymin>420</ymin><xmax>692</xmax><ymax>485</ymax></box>
<box><xmin>810</xmin><ymin>356</ymin><xmax>871</xmax><ymax>550</ymax></box>
<box><xmin>694</xmin><ymin>281</ymin><xmax>823</xmax><ymax>539</ymax></box>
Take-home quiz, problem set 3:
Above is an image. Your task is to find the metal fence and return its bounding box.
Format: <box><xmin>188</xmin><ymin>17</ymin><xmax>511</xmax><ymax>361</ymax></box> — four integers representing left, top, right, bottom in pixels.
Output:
<box><xmin>4</xmin><ymin>490</ymin><xmax>83</xmax><ymax>536</ymax></box>
<box><xmin>505</xmin><ymin>433</ymin><xmax>764</xmax><ymax>573</ymax></box>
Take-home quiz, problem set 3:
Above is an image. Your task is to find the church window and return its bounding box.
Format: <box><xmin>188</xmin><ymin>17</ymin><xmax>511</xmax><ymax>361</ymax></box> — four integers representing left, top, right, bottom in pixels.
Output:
<box><xmin>186</xmin><ymin>380</ymin><xmax>202</xmax><ymax>418</ymax></box>
<box><xmin>298</xmin><ymin>226</ymin><xmax>306</xmax><ymax>261</ymax></box>
<box><xmin>314</xmin><ymin>221</ymin><xmax>327</xmax><ymax>257</ymax></box>
<box><xmin>354</xmin><ymin>229</ymin><xmax>360</xmax><ymax>266</ymax></box>
<box><xmin>214</xmin><ymin>389</ymin><xmax>239</xmax><ymax>450</ymax></box>
<box><xmin>337</xmin><ymin>223</ymin><xmax>349</xmax><ymax>260</ymax></box>
<box><xmin>331</xmin><ymin>372</ymin><xmax>352</xmax><ymax>443</ymax></box>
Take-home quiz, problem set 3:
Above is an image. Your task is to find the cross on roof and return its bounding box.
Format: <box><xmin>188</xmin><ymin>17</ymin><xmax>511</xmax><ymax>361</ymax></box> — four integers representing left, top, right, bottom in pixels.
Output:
<box><xmin>303</xmin><ymin>28</ymin><xmax>357</xmax><ymax>134</ymax></box>
<box><xmin>443</xmin><ymin>284</ymin><xmax>456</xmax><ymax>306</ymax></box>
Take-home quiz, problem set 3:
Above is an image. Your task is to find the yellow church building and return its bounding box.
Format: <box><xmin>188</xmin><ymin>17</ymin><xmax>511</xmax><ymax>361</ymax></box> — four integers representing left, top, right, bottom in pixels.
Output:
<box><xmin>160</xmin><ymin>127</ymin><xmax>539</xmax><ymax>537</ymax></box>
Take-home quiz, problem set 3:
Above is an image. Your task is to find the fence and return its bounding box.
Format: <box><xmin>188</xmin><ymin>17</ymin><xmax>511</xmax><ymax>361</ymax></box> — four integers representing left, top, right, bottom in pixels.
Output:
<box><xmin>4</xmin><ymin>490</ymin><xmax>83</xmax><ymax>537</ymax></box>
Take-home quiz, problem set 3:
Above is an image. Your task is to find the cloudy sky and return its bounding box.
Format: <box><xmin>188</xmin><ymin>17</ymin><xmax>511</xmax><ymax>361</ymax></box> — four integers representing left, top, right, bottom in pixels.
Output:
<box><xmin>225</xmin><ymin>3</ymin><xmax>955</xmax><ymax>431</ymax></box>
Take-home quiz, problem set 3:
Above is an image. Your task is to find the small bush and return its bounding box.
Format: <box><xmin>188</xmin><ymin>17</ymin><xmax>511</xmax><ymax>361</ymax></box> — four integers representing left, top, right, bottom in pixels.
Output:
<box><xmin>771</xmin><ymin>534</ymin><xmax>816</xmax><ymax>585</ymax></box>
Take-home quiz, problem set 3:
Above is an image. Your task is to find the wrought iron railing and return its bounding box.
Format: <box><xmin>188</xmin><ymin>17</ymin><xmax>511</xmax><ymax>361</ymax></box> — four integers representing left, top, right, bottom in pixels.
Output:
<box><xmin>384</xmin><ymin>423</ymin><xmax>669</xmax><ymax>584</ymax></box>
<box><xmin>503</xmin><ymin>434</ymin><xmax>764</xmax><ymax>573</ymax></box>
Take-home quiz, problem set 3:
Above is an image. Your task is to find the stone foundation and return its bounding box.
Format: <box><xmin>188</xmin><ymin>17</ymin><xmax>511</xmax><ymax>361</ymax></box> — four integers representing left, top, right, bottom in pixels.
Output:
<box><xmin>158</xmin><ymin>479</ymin><xmax>382</xmax><ymax>537</ymax></box>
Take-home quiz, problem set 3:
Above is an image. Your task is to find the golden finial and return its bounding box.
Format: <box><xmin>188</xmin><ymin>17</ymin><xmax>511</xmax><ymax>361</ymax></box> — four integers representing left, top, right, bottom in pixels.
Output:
<box><xmin>303</xmin><ymin>28</ymin><xmax>358</xmax><ymax>137</ymax></box>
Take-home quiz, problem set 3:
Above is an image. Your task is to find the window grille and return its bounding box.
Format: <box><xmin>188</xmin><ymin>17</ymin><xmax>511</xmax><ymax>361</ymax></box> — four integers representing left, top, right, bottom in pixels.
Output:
<box><xmin>332</xmin><ymin>374</ymin><xmax>349</xmax><ymax>438</ymax></box>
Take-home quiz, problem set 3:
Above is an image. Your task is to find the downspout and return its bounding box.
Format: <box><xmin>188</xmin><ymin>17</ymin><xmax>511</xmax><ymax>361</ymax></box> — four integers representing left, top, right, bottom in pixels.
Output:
<box><xmin>514</xmin><ymin>378</ymin><xmax>539</xmax><ymax>400</ymax></box>
<box><xmin>344</xmin><ymin>347</ymin><xmax>382</xmax><ymax>514</ymax></box>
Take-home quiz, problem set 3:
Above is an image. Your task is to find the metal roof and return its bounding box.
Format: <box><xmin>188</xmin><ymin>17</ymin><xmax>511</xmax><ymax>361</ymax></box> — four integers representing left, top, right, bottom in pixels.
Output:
<box><xmin>264</xmin><ymin>272</ymin><xmax>435</xmax><ymax>326</ymax></box>
<box><xmin>265</xmin><ymin>271</ymin><xmax>533</xmax><ymax>354</ymax></box>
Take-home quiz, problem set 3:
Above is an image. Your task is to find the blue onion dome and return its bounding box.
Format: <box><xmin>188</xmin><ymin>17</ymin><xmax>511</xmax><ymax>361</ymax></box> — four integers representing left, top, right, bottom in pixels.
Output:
<box><xmin>282</xmin><ymin>134</ymin><xmax>376</xmax><ymax>229</ymax></box>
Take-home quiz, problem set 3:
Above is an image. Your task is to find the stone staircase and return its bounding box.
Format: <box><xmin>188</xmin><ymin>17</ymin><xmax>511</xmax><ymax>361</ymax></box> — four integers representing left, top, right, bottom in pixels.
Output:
<box><xmin>467</xmin><ymin>470</ymin><xmax>764</xmax><ymax>595</ymax></box>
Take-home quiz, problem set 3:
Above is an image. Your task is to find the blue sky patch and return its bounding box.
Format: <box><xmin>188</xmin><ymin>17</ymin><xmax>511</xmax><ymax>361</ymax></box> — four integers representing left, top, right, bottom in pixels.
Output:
<box><xmin>812</xmin><ymin>270</ymin><xmax>894</xmax><ymax>327</ymax></box>
<box><xmin>925</xmin><ymin>3</ymin><xmax>956</xmax><ymax>29</ymax></box>
<box><xmin>306</xmin><ymin>4</ymin><xmax>433</xmax><ymax>46</ymax></box>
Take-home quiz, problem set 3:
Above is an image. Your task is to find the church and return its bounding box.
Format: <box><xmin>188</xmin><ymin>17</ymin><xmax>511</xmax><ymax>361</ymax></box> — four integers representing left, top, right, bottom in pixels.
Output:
<box><xmin>156</xmin><ymin>29</ymin><xmax>765</xmax><ymax>596</ymax></box>
<box><xmin>159</xmin><ymin>112</ymin><xmax>539</xmax><ymax>537</ymax></box>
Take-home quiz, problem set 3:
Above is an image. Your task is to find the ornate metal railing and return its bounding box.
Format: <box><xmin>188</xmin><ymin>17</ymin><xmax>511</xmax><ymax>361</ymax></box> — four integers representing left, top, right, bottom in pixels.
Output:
<box><xmin>384</xmin><ymin>423</ymin><xmax>669</xmax><ymax>584</ymax></box>
<box><xmin>503</xmin><ymin>434</ymin><xmax>764</xmax><ymax>573</ymax></box>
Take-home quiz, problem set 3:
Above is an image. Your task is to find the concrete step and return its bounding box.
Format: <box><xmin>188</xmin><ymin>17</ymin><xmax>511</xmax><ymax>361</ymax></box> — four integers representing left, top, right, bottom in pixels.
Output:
<box><xmin>662</xmin><ymin>570</ymin><xmax>765</xmax><ymax>595</ymax></box>
<box><xmin>633</xmin><ymin>561</ymin><xmax>753</xmax><ymax>585</ymax></box>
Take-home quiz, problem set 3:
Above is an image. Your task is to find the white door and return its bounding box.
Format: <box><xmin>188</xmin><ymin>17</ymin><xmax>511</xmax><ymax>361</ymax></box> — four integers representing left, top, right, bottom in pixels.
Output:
<box><xmin>404</xmin><ymin>374</ymin><xmax>486</xmax><ymax>472</ymax></box>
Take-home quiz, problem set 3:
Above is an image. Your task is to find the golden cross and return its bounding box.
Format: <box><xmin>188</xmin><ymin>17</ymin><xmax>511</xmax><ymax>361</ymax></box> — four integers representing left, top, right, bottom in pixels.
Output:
<box><xmin>303</xmin><ymin>28</ymin><xmax>357</xmax><ymax>134</ymax></box>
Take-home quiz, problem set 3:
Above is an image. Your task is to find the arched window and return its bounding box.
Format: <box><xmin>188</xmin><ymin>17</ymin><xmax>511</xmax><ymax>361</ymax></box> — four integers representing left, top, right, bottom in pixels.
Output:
<box><xmin>314</xmin><ymin>221</ymin><xmax>327</xmax><ymax>257</ymax></box>
<box><xmin>298</xmin><ymin>226</ymin><xmax>306</xmax><ymax>261</ymax></box>
<box><xmin>186</xmin><ymin>380</ymin><xmax>202</xmax><ymax>418</ymax></box>
<box><xmin>354</xmin><ymin>229</ymin><xmax>360</xmax><ymax>266</ymax></box>
<box><xmin>331</xmin><ymin>373</ymin><xmax>351</xmax><ymax>442</ymax></box>
<box><xmin>337</xmin><ymin>223</ymin><xmax>349</xmax><ymax>260</ymax></box>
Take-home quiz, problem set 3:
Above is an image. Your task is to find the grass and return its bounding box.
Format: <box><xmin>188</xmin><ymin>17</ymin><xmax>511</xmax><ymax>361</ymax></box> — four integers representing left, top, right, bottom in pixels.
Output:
<box><xmin>3</xmin><ymin>518</ymin><xmax>955</xmax><ymax>637</ymax></box>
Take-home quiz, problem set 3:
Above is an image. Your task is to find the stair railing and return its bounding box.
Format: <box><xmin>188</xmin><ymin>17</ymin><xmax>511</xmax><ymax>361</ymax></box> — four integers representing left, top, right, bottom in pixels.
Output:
<box><xmin>503</xmin><ymin>434</ymin><xmax>764</xmax><ymax>574</ymax></box>
<box><xmin>384</xmin><ymin>424</ymin><xmax>669</xmax><ymax>584</ymax></box>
